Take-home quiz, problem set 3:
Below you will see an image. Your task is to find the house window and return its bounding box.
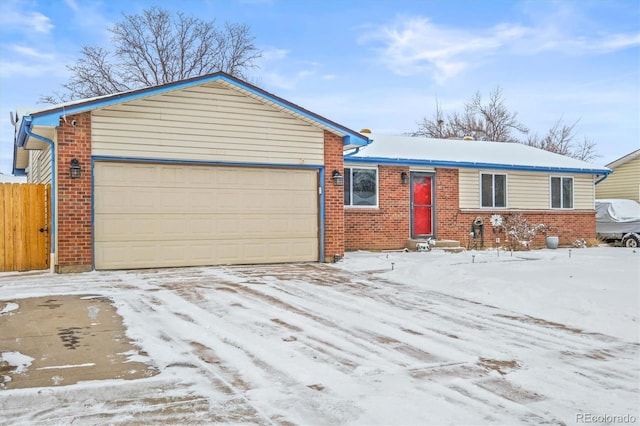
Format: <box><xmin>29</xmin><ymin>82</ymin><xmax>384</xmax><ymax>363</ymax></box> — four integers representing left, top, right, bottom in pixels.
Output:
<box><xmin>481</xmin><ymin>173</ymin><xmax>506</xmax><ymax>208</ymax></box>
<box><xmin>344</xmin><ymin>167</ymin><xmax>378</xmax><ymax>207</ymax></box>
<box><xmin>550</xmin><ymin>176</ymin><xmax>573</xmax><ymax>209</ymax></box>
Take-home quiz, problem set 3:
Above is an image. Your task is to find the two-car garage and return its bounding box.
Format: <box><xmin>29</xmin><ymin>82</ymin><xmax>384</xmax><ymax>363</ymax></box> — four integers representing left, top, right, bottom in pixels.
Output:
<box><xmin>16</xmin><ymin>73</ymin><xmax>369</xmax><ymax>273</ymax></box>
<box><xmin>93</xmin><ymin>162</ymin><xmax>319</xmax><ymax>270</ymax></box>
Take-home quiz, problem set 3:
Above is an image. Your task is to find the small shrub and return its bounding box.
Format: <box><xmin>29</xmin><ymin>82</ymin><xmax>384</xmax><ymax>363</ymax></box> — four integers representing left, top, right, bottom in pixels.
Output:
<box><xmin>502</xmin><ymin>214</ymin><xmax>557</xmax><ymax>251</ymax></box>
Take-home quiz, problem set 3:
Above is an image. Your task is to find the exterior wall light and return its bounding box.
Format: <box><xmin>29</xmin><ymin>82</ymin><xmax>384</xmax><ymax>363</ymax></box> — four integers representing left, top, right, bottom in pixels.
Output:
<box><xmin>70</xmin><ymin>158</ymin><xmax>81</xmax><ymax>179</ymax></box>
<box><xmin>332</xmin><ymin>169</ymin><xmax>344</xmax><ymax>186</ymax></box>
<box><xmin>401</xmin><ymin>171</ymin><xmax>409</xmax><ymax>185</ymax></box>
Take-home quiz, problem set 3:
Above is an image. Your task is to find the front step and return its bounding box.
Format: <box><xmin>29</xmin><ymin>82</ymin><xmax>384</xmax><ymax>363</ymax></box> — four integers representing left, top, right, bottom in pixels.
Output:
<box><xmin>406</xmin><ymin>238</ymin><xmax>465</xmax><ymax>253</ymax></box>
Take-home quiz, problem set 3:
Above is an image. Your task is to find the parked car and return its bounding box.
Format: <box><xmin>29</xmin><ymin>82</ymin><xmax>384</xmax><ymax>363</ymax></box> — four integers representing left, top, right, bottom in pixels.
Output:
<box><xmin>595</xmin><ymin>199</ymin><xmax>640</xmax><ymax>247</ymax></box>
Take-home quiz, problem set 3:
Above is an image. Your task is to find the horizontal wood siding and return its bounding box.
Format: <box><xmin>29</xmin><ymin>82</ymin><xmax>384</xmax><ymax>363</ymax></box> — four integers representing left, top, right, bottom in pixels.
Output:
<box><xmin>573</xmin><ymin>175</ymin><xmax>596</xmax><ymax>209</ymax></box>
<box><xmin>459</xmin><ymin>169</ymin><xmax>595</xmax><ymax>210</ymax></box>
<box><xmin>508</xmin><ymin>171</ymin><xmax>549</xmax><ymax>209</ymax></box>
<box><xmin>458</xmin><ymin>169</ymin><xmax>479</xmax><ymax>208</ymax></box>
<box><xmin>27</xmin><ymin>146</ymin><xmax>53</xmax><ymax>184</ymax></box>
<box><xmin>596</xmin><ymin>157</ymin><xmax>640</xmax><ymax>202</ymax></box>
<box><xmin>91</xmin><ymin>81</ymin><xmax>325</xmax><ymax>165</ymax></box>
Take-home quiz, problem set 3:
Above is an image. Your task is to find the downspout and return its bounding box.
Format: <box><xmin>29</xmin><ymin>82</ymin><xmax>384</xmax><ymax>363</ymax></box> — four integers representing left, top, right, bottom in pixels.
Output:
<box><xmin>344</xmin><ymin>147</ymin><xmax>362</xmax><ymax>157</ymax></box>
<box><xmin>595</xmin><ymin>172</ymin><xmax>611</xmax><ymax>185</ymax></box>
<box><xmin>24</xmin><ymin>125</ymin><xmax>56</xmax><ymax>258</ymax></box>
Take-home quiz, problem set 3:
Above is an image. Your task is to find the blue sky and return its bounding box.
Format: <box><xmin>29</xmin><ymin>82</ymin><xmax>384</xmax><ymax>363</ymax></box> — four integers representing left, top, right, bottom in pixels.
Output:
<box><xmin>1</xmin><ymin>0</ymin><xmax>638</xmax><ymax>175</ymax></box>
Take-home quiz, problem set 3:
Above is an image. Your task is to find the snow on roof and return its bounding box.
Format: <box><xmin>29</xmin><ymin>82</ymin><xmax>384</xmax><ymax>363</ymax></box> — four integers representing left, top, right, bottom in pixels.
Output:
<box><xmin>347</xmin><ymin>134</ymin><xmax>610</xmax><ymax>174</ymax></box>
<box><xmin>0</xmin><ymin>173</ymin><xmax>27</xmax><ymax>183</ymax></box>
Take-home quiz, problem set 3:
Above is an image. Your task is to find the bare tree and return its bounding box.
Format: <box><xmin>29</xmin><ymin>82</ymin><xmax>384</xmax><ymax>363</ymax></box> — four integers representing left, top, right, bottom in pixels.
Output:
<box><xmin>525</xmin><ymin>118</ymin><xmax>599</xmax><ymax>161</ymax></box>
<box><xmin>413</xmin><ymin>87</ymin><xmax>528</xmax><ymax>142</ymax></box>
<box><xmin>413</xmin><ymin>87</ymin><xmax>599</xmax><ymax>161</ymax></box>
<box><xmin>41</xmin><ymin>7</ymin><xmax>261</xmax><ymax>103</ymax></box>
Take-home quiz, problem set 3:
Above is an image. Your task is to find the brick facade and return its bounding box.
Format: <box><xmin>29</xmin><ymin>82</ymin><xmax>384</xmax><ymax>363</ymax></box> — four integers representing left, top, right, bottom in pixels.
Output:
<box><xmin>434</xmin><ymin>168</ymin><xmax>597</xmax><ymax>248</ymax></box>
<box><xmin>345</xmin><ymin>166</ymin><xmax>597</xmax><ymax>251</ymax></box>
<box><xmin>55</xmin><ymin>112</ymin><xmax>92</xmax><ymax>273</ymax></box>
<box><xmin>345</xmin><ymin>165</ymin><xmax>411</xmax><ymax>251</ymax></box>
<box><xmin>324</xmin><ymin>131</ymin><xmax>345</xmax><ymax>261</ymax></box>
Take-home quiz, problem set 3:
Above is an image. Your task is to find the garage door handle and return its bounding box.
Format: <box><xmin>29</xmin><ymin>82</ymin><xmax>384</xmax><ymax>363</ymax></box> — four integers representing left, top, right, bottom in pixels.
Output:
<box><xmin>39</xmin><ymin>227</ymin><xmax>49</xmax><ymax>233</ymax></box>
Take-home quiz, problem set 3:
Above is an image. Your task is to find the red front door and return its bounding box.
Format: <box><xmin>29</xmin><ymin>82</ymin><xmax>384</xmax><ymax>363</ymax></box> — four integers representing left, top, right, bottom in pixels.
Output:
<box><xmin>411</xmin><ymin>174</ymin><xmax>434</xmax><ymax>238</ymax></box>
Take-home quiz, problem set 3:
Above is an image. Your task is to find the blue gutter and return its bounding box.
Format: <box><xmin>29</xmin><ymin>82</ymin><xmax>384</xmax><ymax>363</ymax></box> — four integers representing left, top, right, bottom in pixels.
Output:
<box><xmin>345</xmin><ymin>156</ymin><xmax>612</xmax><ymax>176</ymax></box>
<box><xmin>595</xmin><ymin>174</ymin><xmax>610</xmax><ymax>185</ymax></box>
<box><xmin>23</xmin><ymin>119</ymin><xmax>56</xmax><ymax>255</ymax></box>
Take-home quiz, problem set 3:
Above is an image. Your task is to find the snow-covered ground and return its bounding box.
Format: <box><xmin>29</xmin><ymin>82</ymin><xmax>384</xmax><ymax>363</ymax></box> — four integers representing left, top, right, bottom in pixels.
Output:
<box><xmin>1</xmin><ymin>246</ymin><xmax>639</xmax><ymax>425</ymax></box>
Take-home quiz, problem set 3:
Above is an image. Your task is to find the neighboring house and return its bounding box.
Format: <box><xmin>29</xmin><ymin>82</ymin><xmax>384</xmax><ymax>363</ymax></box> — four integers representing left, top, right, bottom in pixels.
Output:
<box><xmin>595</xmin><ymin>149</ymin><xmax>640</xmax><ymax>202</ymax></box>
<box><xmin>343</xmin><ymin>134</ymin><xmax>611</xmax><ymax>251</ymax></box>
<box><xmin>13</xmin><ymin>72</ymin><xmax>369</xmax><ymax>272</ymax></box>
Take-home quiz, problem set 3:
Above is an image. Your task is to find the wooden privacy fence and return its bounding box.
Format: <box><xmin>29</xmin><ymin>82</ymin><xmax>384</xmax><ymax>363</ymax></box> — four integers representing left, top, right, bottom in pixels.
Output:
<box><xmin>0</xmin><ymin>183</ymin><xmax>50</xmax><ymax>271</ymax></box>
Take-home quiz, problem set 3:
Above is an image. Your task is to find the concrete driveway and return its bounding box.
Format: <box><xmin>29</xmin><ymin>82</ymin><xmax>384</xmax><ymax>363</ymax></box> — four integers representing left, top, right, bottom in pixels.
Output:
<box><xmin>0</xmin><ymin>261</ymin><xmax>638</xmax><ymax>425</ymax></box>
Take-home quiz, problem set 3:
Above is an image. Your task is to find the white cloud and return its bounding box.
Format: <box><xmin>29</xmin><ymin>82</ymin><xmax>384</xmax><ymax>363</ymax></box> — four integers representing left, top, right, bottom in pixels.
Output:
<box><xmin>0</xmin><ymin>60</ymin><xmax>68</xmax><ymax>79</ymax></box>
<box><xmin>64</xmin><ymin>0</ymin><xmax>79</xmax><ymax>12</ymax></box>
<box><xmin>362</xmin><ymin>17</ymin><xmax>527</xmax><ymax>83</ymax></box>
<box><xmin>9</xmin><ymin>44</ymin><xmax>54</xmax><ymax>61</ymax></box>
<box><xmin>263</xmin><ymin>69</ymin><xmax>318</xmax><ymax>91</ymax></box>
<box><xmin>0</xmin><ymin>1</ymin><xmax>54</xmax><ymax>34</ymax></box>
<box><xmin>260</xmin><ymin>48</ymin><xmax>289</xmax><ymax>62</ymax></box>
<box><xmin>29</xmin><ymin>11</ymin><xmax>54</xmax><ymax>33</ymax></box>
<box><xmin>362</xmin><ymin>14</ymin><xmax>639</xmax><ymax>84</ymax></box>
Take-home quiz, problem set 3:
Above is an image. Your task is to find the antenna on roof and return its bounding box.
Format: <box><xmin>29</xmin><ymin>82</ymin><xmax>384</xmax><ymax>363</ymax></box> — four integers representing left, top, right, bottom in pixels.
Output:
<box><xmin>9</xmin><ymin>111</ymin><xmax>17</xmax><ymax>128</ymax></box>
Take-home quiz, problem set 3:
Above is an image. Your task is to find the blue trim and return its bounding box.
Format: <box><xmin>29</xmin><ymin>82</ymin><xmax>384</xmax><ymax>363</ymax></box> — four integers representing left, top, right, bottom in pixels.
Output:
<box><xmin>24</xmin><ymin>123</ymin><xmax>56</xmax><ymax>255</ymax></box>
<box><xmin>92</xmin><ymin>155</ymin><xmax>323</xmax><ymax>170</ymax></box>
<box><xmin>91</xmin><ymin>156</ymin><xmax>326</xmax><ymax>263</ymax></box>
<box><xmin>91</xmin><ymin>159</ymin><xmax>96</xmax><ymax>270</ymax></box>
<box><xmin>25</xmin><ymin>73</ymin><xmax>369</xmax><ymax>146</ymax></box>
<box><xmin>319</xmin><ymin>168</ymin><xmax>325</xmax><ymax>263</ymax></box>
<box><xmin>345</xmin><ymin>156</ymin><xmax>611</xmax><ymax>175</ymax></box>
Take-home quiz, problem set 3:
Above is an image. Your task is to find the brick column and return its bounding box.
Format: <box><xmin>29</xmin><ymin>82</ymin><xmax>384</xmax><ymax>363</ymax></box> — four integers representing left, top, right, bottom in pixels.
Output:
<box><xmin>323</xmin><ymin>131</ymin><xmax>344</xmax><ymax>262</ymax></box>
<box><xmin>56</xmin><ymin>112</ymin><xmax>92</xmax><ymax>272</ymax></box>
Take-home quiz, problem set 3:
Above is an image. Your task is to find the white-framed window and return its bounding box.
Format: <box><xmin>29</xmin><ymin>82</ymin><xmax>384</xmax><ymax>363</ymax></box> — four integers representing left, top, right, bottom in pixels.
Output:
<box><xmin>550</xmin><ymin>176</ymin><xmax>573</xmax><ymax>209</ymax></box>
<box><xmin>481</xmin><ymin>173</ymin><xmax>507</xmax><ymax>208</ymax></box>
<box><xmin>344</xmin><ymin>167</ymin><xmax>378</xmax><ymax>207</ymax></box>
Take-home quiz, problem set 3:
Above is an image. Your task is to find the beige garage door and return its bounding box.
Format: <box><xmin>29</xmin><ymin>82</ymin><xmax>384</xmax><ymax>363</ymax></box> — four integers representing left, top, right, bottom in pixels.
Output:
<box><xmin>94</xmin><ymin>162</ymin><xmax>319</xmax><ymax>270</ymax></box>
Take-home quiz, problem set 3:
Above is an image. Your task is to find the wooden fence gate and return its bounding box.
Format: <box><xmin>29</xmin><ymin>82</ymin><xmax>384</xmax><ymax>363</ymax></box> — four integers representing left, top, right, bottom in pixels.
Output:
<box><xmin>0</xmin><ymin>183</ymin><xmax>51</xmax><ymax>272</ymax></box>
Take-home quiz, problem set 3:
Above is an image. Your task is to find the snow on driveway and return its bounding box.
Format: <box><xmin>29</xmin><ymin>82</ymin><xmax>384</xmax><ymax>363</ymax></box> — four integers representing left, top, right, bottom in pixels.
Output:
<box><xmin>0</xmin><ymin>247</ymin><xmax>638</xmax><ymax>425</ymax></box>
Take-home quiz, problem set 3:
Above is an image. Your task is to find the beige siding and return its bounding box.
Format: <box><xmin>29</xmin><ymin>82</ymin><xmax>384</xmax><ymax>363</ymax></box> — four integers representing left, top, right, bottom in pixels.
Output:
<box><xmin>459</xmin><ymin>169</ymin><xmax>595</xmax><ymax>210</ymax></box>
<box><xmin>572</xmin><ymin>175</ymin><xmax>596</xmax><ymax>209</ymax></box>
<box><xmin>94</xmin><ymin>162</ymin><xmax>319</xmax><ymax>269</ymax></box>
<box><xmin>458</xmin><ymin>169</ymin><xmax>479</xmax><ymax>208</ymax></box>
<box><xmin>596</xmin><ymin>156</ymin><xmax>640</xmax><ymax>202</ymax></box>
<box><xmin>91</xmin><ymin>81</ymin><xmax>325</xmax><ymax>165</ymax></box>
<box><xmin>27</xmin><ymin>145</ymin><xmax>53</xmax><ymax>184</ymax></box>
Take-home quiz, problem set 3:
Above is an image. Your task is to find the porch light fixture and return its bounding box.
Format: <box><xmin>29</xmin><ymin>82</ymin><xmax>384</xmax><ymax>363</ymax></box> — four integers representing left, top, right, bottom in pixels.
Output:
<box><xmin>401</xmin><ymin>171</ymin><xmax>409</xmax><ymax>185</ymax></box>
<box><xmin>70</xmin><ymin>158</ymin><xmax>81</xmax><ymax>179</ymax></box>
<box><xmin>332</xmin><ymin>169</ymin><xmax>343</xmax><ymax>186</ymax></box>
